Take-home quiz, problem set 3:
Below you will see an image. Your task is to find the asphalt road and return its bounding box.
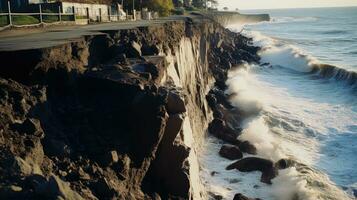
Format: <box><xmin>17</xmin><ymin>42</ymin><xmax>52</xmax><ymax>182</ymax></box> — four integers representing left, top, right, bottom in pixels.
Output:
<box><xmin>0</xmin><ymin>16</ymin><xmax>186</xmax><ymax>51</ymax></box>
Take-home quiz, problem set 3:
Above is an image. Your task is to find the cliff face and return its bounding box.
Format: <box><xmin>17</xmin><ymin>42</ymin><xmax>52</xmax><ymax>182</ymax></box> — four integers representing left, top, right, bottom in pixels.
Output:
<box><xmin>0</xmin><ymin>16</ymin><xmax>260</xmax><ymax>200</ymax></box>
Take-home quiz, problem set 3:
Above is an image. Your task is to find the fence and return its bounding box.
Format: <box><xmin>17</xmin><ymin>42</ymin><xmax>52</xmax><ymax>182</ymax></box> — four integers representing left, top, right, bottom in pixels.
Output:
<box><xmin>0</xmin><ymin>1</ymin><xmax>157</xmax><ymax>28</ymax></box>
<box><xmin>0</xmin><ymin>2</ymin><xmax>75</xmax><ymax>28</ymax></box>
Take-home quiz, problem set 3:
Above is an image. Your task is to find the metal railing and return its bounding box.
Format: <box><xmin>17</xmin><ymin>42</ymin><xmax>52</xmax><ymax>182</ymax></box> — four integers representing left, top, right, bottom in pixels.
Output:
<box><xmin>0</xmin><ymin>1</ymin><xmax>157</xmax><ymax>29</ymax></box>
<box><xmin>0</xmin><ymin>2</ymin><xmax>75</xmax><ymax>28</ymax></box>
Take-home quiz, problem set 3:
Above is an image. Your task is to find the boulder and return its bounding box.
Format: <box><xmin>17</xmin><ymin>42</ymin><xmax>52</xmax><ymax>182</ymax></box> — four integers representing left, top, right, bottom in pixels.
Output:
<box><xmin>226</xmin><ymin>157</ymin><xmax>278</xmax><ymax>184</ymax></box>
<box><xmin>208</xmin><ymin>119</ymin><xmax>239</xmax><ymax>144</ymax></box>
<box><xmin>11</xmin><ymin>118</ymin><xmax>44</xmax><ymax>138</ymax></box>
<box><xmin>233</xmin><ymin>193</ymin><xmax>260</xmax><ymax>200</ymax></box>
<box><xmin>275</xmin><ymin>158</ymin><xmax>294</xmax><ymax>169</ymax></box>
<box><xmin>166</xmin><ymin>91</ymin><xmax>186</xmax><ymax>114</ymax></box>
<box><xmin>31</xmin><ymin>174</ymin><xmax>84</xmax><ymax>200</ymax></box>
<box><xmin>126</xmin><ymin>41</ymin><xmax>142</xmax><ymax>58</ymax></box>
<box><xmin>237</xmin><ymin>141</ymin><xmax>257</xmax><ymax>155</ymax></box>
<box><xmin>219</xmin><ymin>145</ymin><xmax>243</xmax><ymax>160</ymax></box>
<box><xmin>101</xmin><ymin>150</ymin><xmax>119</xmax><ymax>166</ymax></box>
<box><xmin>141</xmin><ymin>44</ymin><xmax>160</xmax><ymax>56</ymax></box>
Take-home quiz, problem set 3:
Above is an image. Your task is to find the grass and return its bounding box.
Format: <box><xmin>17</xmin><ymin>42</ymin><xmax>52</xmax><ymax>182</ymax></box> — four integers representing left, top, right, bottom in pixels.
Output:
<box><xmin>0</xmin><ymin>15</ymin><xmax>8</xmax><ymax>26</ymax></box>
<box><xmin>12</xmin><ymin>15</ymin><xmax>40</xmax><ymax>25</ymax></box>
<box><xmin>43</xmin><ymin>15</ymin><xmax>59</xmax><ymax>23</ymax></box>
<box><xmin>75</xmin><ymin>15</ymin><xmax>88</xmax><ymax>20</ymax></box>
<box><xmin>0</xmin><ymin>14</ymin><xmax>75</xmax><ymax>26</ymax></box>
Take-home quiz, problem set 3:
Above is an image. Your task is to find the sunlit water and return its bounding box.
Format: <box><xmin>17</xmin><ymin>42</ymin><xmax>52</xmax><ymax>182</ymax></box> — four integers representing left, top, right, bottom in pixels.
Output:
<box><xmin>200</xmin><ymin>7</ymin><xmax>357</xmax><ymax>200</ymax></box>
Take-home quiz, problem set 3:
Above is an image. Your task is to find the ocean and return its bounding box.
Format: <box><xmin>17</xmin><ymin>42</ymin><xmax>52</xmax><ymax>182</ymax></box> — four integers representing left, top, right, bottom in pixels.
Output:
<box><xmin>200</xmin><ymin>7</ymin><xmax>357</xmax><ymax>200</ymax></box>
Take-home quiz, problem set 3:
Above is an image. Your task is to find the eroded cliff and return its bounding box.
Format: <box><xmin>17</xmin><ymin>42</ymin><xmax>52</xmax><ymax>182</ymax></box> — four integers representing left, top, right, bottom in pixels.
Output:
<box><xmin>0</xmin><ymin>15</ymin><xmax>261</xmax><ymax>200</ymax></box>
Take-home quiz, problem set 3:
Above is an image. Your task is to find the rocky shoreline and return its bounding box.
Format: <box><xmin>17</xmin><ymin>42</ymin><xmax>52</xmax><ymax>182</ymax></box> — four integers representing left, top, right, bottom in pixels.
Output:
<box><xmin>0</xmin><ymin>14</ymin><xmax>276</xmax><ymax>200</ymax></box>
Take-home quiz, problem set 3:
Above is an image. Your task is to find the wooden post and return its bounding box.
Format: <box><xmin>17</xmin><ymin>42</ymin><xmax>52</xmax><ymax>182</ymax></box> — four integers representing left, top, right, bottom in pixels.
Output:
<box><xmin>99</xmin><ymin>8</ymin><xmax>102</xmax><ymax>22</ymax></box>
<box><xmin>117</xmin><ymin>4</ymin><xmax>119</xmax><ymax>21</ymax></box>
<box><xmin>58</xmin><ymin>6</ymin><xmax>61</xmax><ymax>22</ymax></box>
<box><xmin>73</xmin><ymin>6</ymin><xmax>76</xmax><ymax>21</ymax></box>
<box><xmin>7</xmin><ymin>1</ymin><xmax>12</xmax><ymax>25</ymax></box>
<box><xmin>39</xmin><ymin>4</ymin><xmax>43</xmax><ymax>23</ymax></box>
<box><xmin>86</xmin><ymin>7</ymin><xmax>89</xmax><ymax>23</ymax></box>
<box><xmin>108</xmin><ymin>6</ymin><xmax>111</xmax><ymax>21</ymax></box>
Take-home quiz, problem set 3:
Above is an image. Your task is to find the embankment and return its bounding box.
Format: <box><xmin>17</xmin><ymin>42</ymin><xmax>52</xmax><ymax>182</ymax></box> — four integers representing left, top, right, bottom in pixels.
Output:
<box><xmin>0</xmin><ymin>14</ymin><xmax>265</xmax><ymax>199</ymax></box>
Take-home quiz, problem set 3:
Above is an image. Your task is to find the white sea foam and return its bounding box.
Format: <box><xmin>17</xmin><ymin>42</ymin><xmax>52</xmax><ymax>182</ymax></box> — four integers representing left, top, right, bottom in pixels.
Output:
<box><xmin>200</xmin><ymin>12</ymin><xmax>357</xmax><ymax>199</ymax></box>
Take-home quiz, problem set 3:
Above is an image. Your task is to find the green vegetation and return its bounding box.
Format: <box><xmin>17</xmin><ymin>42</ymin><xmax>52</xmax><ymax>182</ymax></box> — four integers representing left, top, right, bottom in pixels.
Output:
<box><xmin>0</xmin><ymin>15</ymin><xmax>8</xmax><ymax>26</ymax></box>
<box><xmin>61</xmin><ymin>15</ymin><xmax>75</xmax><ymax>21</ymax></box>
<box><xmin>11</xmin><ymin>15</ymin><xmax>40</xmax><ymax>25</ymax></box>
<box><xmin>149</xmin><ymin>0</ymin><xmax>174</xmax><ymax>16</ymax></box>
<box><xmin>171</xmin><ymin>7</ymin><xmax>185</xmax><ymax>15</ymax></box>
<box><xmin>43</xmin><ymin>15</ymin><xmax>59</xmax><ymax>23</ymax></box>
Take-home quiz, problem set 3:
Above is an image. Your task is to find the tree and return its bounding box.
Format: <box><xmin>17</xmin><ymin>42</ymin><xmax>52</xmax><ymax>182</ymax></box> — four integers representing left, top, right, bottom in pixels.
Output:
<box><xmin>147</xmin><ymin>0</ymin><xmax>174</xmax><ymax>16</ymax></box>
<box><xmin>208</xmin><ymin>0</ymin><xmax>218</xmax><ymax>8</ymax></box>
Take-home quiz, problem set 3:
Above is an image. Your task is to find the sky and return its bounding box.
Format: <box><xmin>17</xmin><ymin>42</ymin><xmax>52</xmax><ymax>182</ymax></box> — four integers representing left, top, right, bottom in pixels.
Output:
<box><xmin>217</xmin><ymin>0</ymin><xmax>357</xmax><ymax>10</ymax></box>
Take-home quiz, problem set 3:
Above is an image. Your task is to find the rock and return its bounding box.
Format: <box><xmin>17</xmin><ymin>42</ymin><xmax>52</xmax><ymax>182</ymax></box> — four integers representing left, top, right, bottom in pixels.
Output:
<box><xmin>44</xmin><ymin>139</ymin><xmax>71</xmax><ymax>157</ymax></box>
<box><xmin>47</xmin><ymin>175</ymin><xmax>84</xmax><ymax>200</ymax></box>
<box><xmin>0</xmin><ymin>185</ymin><xmax>24</xmax><ymax>199</ymax></box>
<box><xmin>11</xmin><ymin>118</ymin><xmax>44</xmax><ymax>138</ymax></box>
<box><xmin>132</xmin><ymin>63</ymin><xmax>160</xmax><ymax>81</ymax></box>
<box><xmin>78</xmin><ymin>167</ymin><xmax>91</xmax><ymax>180</ymax></box>
<box><xmin>112</xmin><ymin>154</ymin><xmax>131</xmax><ymax>179</ymax></box>
<box><xmin>166</xmin><ymin>90</ymin><xmax>186</xmax><ymax>114</ymax></box>
<box><xmin>126</xmin><ymin>41</ymin><xmax>142</xmax><ymax>58</ymax></box>
<box><xmin>210</xmin><ymin>171</ymin><xmax>219</xmax><ymax>176</ymax></box>
<box><xmin>237</xmin><ymin>141</ymin><xmax>257</xmax><ymax>155</ymax></box>
<box><xmin>226</xmin><ymin>157</ymin><xmax>278</xmax><ymax>184</ymax></box>
<box><xmin>141</xmin><ymin>44</ymin><xmax>160</xmax><ymax>56</ymax></box>
<box><xmin>275</xmin><ymin>158</ymin><xmax>294</xmax><ymax>169</ymax></box>
<box><xmin>233</xmin><ymin>193</ymin><xmax>257</xmax><ymax>200</ymax></box>
<box><xmin>219</xmin><ymin>145</ymin><xmax>243</xmax><ymax>160</ymax></box>
<box><xmin>101</xmin><ymin>150</ymin><xmax>119</xmax><ymax>166</ymax></box>
<box><xmin>208</xmin><ymin>191</ymin><xmax>223</xmax><ymax>200</ymax></box>
<box><xmin>208</xmin><ymin>119</ymin><xmax>239</xmax><ymax>144</ymax></box>
<box><xmin>206</xmin><ymin>93</ymin><xmax>217</xmax><ymax>108</ymax></box>
<box><xmin>32</xmin><ymin>174</ymin><xmax>84</xmax><ymax>200</ymax></box>
<box><xmin>114</xmin><ymin>53</ymin><xmax>128</xmax><ymax>64</ymax></box>
<box><xmin>12</xmin><ymin>156</ymin><xmax>42</xmax><ymax>176</ymax></box>
<box><xmin>89</xmin><ymin>177</ymin><xmax>116</xmax><ymax>199</ymax></box>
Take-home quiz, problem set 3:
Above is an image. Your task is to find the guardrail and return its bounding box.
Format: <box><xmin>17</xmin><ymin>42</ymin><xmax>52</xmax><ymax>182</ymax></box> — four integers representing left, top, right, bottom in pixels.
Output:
<box><xmin>0</xmin><ymin>2</ymin><xmax>75</xmax><ymax>28</ymax></box>
<box><xmin>0</xmin><ymin>1</ymin><xmax>156</xmax><ymax>29</ymax></box>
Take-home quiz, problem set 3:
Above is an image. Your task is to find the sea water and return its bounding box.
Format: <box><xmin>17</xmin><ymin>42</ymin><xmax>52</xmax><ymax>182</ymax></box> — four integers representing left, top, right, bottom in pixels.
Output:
<box><xmin>200</xmin><ymin>7</ymin><xmax>357</xmax><ymax>200</ymax></box>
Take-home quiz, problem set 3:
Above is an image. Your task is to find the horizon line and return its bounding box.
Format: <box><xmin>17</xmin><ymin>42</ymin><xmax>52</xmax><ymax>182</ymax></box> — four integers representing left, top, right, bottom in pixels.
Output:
<box><xmin>230</xmin><ymin>5</ymin><xmax>357</xmax><ymax>11</ymax></box>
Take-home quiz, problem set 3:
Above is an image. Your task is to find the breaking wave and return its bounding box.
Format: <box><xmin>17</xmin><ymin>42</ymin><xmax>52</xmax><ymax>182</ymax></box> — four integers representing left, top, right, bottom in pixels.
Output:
<box><xmin>244</xmin><ymin>30</ymin><xmax>357</xmax><ymax>92</ymax></box>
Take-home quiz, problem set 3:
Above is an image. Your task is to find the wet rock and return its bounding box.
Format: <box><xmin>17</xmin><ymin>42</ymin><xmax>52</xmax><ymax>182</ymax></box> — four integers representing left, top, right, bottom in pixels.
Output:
<box><xmin>226</xmin><ymin>157</ymin><xmax>278</xmax><ymax>184</ymax></box>
<box><xmin>209</xmin><ymin>191</ymin><xmax>223</xmax><ymax>200</ymax></box>
<box><xmin>208</xmin><ymin>119</ymin><xmax>239</xmax><ymax>144</ymax></box>
<box><xmin>233</xmin><ymin>193</ymin><xmax>258</xmax><ymax>200</ymax></box>
<box><xmin>237</xmin><ymin>141</ymin><xmax>257</xmax><ymax>155</ymax></box>
<box><xmin>219</xmin><ymin>145</ymin><xmax>243</xmax><ymax>160</ymax></box>
<box><xmin>275</xmin><ymin>158</ymin><xmax>294</xmax><ymax>169</ymax></box>
<box><xmin>206</xmin><ymin>93</ymin><xmax>217</xmax><ymax>108</ymax></box>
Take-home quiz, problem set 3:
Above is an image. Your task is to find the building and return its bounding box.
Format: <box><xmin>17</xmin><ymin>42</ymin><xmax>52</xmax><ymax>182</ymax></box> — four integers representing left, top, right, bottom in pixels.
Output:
<box><xmin>0</xmin><ymin>0</ymin><xmax>126</xmax><ymax>22</ymax></box>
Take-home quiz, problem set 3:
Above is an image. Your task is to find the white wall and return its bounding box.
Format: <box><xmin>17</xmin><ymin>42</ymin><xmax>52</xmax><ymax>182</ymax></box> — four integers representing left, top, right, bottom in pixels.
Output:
<box><xmin>62</xmin><ymin>2</ymin><xmax>110</xmax><ymax>22</ymax></box>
